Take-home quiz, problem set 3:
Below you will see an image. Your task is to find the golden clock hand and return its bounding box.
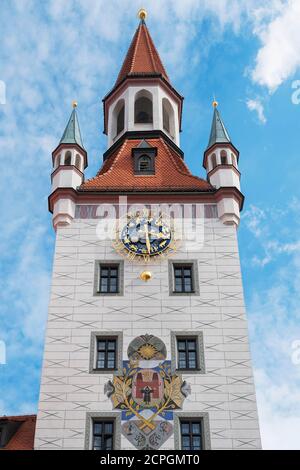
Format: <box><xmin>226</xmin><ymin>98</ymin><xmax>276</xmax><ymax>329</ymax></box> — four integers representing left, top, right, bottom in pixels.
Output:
<box><xmin>144</xmin><ymin>223</ymin><xmax>151</xmax><ymax>254</ymax></box>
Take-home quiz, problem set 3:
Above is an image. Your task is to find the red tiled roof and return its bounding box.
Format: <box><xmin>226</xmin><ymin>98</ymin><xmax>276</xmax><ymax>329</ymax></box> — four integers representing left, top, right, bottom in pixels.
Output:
<box><xmin>0</xmin><ymin>415</ymin><xmax>36</xmax><ymax>450</ymax></box>
<box><xmin>115</xmin><ymin>21</ymin><xmax>169</xmax><ymax>86</ymax></box>
<box><xmin>80</xmin><ymin>138</ymin><xmax>213</xmax><ymax>192</ymax></box>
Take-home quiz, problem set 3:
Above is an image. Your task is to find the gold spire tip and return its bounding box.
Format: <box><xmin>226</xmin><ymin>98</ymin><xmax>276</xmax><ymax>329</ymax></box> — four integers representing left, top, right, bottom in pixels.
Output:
<box><xmin>212</xmin><ymin>100</ymin><xmax>218</xmax><ymax>108</ymax></box>
<box><xmin>138</xmin><ymin>8</ymin><xmax>147</xmax><ymax>21</ymax></box>
<box><xmin>72</xmin><ymin>100</ymin><xmax>78</xmax><ymax>109</ymax></box>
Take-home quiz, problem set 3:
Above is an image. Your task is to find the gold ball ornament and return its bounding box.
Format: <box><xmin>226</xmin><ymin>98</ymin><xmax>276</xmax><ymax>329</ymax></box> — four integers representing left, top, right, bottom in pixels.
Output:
<box><xmin>140</xmin><ymin>271</ymin><xmax>152</xmax><ymax>282</ymax></box>
<box><xmin>212</xmin><ymin>100</ymin><xmax>218</xmax><ymax>108</ymax></box>
<box><xmin>138</xmin><ymin>8</ymin><xmax>147</xmax><ymax>21</ymax></box>
<box><xmin>72</xmin><ymin>100</ymin><xmax>78</xmax><ymax>108</ymax></box>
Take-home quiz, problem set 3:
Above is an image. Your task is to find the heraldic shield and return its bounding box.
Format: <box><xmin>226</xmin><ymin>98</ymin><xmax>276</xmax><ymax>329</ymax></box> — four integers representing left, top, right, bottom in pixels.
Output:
<box><xmin>104</xmin><ymin>334</ymin><xmax>191</xmax><ymax>450</ymax></box>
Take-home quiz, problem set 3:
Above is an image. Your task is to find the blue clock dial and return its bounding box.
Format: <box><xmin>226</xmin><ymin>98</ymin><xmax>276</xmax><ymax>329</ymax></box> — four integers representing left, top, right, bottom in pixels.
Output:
<box><xmin>121</xmin><ymin>214</ymin><xmax>172</xmax><ymax>257</ymax></box>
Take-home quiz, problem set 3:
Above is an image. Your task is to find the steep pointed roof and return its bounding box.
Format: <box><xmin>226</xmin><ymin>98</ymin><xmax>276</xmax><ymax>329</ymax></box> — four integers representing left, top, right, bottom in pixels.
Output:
<box><xmin>207</xmin><ymin>107</ymin><xmax>231</xmax><ymax>150</ymax></box>
<box><xmin>115</xmin><ymin>19</ymin><xmax>170</xmax><ymax>86</ymax></box>
<box><xmin>60</xmin><ymin>107</ymin><xmax>84</xmax><ymax>149</ymax></box>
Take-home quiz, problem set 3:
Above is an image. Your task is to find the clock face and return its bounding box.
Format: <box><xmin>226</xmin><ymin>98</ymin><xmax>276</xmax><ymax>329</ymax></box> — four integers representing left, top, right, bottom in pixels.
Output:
<box><xmin>119</xmin><ymin>212</ymin><xmax>172</xmax><ymax>259</ymax></box>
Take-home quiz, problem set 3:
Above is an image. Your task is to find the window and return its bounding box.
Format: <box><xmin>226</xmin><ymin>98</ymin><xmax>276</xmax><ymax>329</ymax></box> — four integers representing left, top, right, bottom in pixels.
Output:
<box><xmin>231</xmin><ymin>153</ymin><xmax>237</xmax><ymax>168</ymax></box>
<box><xmin>134</xmin><ymin>91</ymin><xmax>153</xmax><ymax>124</ymax></box>
<box><xmin>99</xmin><ymin>265</ymin><xmax>119</xmax><ymax>294</ymax></box>
<box><xmin>96</xmin><ymin>338</ymin><xmax>117</xmax><ymax>370</ymax></box>
<box><xmin>75</xmin><ymin>154</ymin><xmax>82</xmax><ymax>171</ymax></box>
<box><xmin>211</xmin><ymin>153</ymin><xmax>217</xmax><ymax>169</ymax></box>
<box><xmin>220</xmin><ymin>150</ymin><xmax>227</xmax><ymax>165</ymax></box>
<box><xmin>174</xmin><ymin>265</ymin><xmax>194</xmax><ymax>293</ymax></box>
<box><xmin>162</xmin><ymin>97</ymin><xmax>175</xmax><ymax>138</ymax></box>
<box><xmin>92</xmin><ymin>420</ymin><xmax>114</xmax><ymax>450</ymax></box>
<box><xmin>116</xmin><ymin>105</ymin><xmax>125</xmax><ymax>135</ymax></box>
<box><xmin>163</xmin><ymin>103</ymin><xmax>170</xmax><ymax>132</ymax></box>
<box><xmin>180</xmin><ymin>420</ymin><xmax>203</xmax><ymax>450</ymax></box>
<box><xmin>64</xmin><ymin>151</ymin><xmax>72</xmax><ymax>165</ymax></box>
<box><xmin>138</xmin><ymin>155</ymin><xmax>151</xmax><ymax>173</ymax></box>
<box><xmin>177</xmin><ymin>337</ymin><xmax>198</xmax><ymax>370</ymax></box>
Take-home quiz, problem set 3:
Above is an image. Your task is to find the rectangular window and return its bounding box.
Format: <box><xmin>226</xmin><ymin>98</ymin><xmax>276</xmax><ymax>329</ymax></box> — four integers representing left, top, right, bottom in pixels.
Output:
<box><xmin>99</xmin><ymin>265</ymin><xmax>119</xmax><ymax>294</ymax></box>
<box><xmin>177</xmin><ymin>337</ymin><xmax>198</xmax><ymax>370</ymax></box>
<box><xmin>173</xmin><ymin>265</ymin><xmax>194</xmax><ymax>293</ymax></box>
<box><xmin>92</xmin><ymin>420</ymin><xmax>114</xmax><ymax>450</ymax></box>
<box><xmin>96</xmin><ymin>338</ymin><xmax>117</xmax><ymax>370</ymax></box>
<box><xmin>180</xmin><ymin>420</ymin><xmax>203</xmax><ymax>450</ymax></box>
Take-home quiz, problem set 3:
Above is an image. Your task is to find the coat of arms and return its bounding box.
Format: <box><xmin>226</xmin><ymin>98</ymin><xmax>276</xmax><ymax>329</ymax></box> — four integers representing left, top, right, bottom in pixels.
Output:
<box><xmin>105</xmin><ymin>334</ymin><xmax>190</xmax><ymax>450</ymax></box>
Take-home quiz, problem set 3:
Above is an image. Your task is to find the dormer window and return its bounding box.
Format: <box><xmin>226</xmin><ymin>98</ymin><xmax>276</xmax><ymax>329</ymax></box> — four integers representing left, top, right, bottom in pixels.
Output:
<box><xmin>134</xmin><ymin>90</ymin><xmax>153</xmax><ymax>124</ymax></box>
<box><xmin>138</xmin><ymin>155</ymin><xmax>152</xmax><ymax>173</ymax></box>
<box><xmin>132</xmin><ymin>140</ymin><xmax>157</xmax><ymax>175</ymax></box>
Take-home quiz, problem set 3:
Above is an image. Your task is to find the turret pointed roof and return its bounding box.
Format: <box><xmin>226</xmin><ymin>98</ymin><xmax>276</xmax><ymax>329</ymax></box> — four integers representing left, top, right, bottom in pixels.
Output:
<box><xmin>207</xmin><ymin>106</ymin><xmax>231</xmax><ymax>150</ymax></box>
<box><xmin>115</xmin><ymin>19</ymin><xmax>170</xmax><ymax>86</ymax></box>
<box><xmin>60</xmin><ymin>106</ymin><xmax>84</xmax><ymax>149</ymax></box>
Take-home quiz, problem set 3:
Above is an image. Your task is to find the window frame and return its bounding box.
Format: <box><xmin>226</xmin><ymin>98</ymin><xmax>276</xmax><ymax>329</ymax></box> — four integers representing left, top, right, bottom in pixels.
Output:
<box><xmin>174</xmin><ymin>413</ymin><xmax>211</xmax><ymax>450</ymax></box>
<box><xmin>92</xmin><ymin>419</ymin><xmax>115</xmax><ymax>450</ymax></box>
<box><xmin>89</xmin><ymin>331</ymin><xmax>123</xmax><ymax>375</ymax></box>
<box><xmin>85</xmin><ymin>412</ymin><xmax>121</xmax><ymax>450</ymax></box>
<box><xmin>95</xmin><ymin>337</ymin><xmax>117</xmax><ymax>371</ymax></box>
<box><xmin>173</xmin><ymin>264</ymin><xmax>194</xmax><ymax>294</ymax></box>
<box><xmin>168</xmin><ymin>260</ymin><xmax>199</xmax><ymax>297</ymax></box>
<box><xmin>94</xmin><ymin>261</ymin><xmax>124</xmax><ymax>297</ymax></box>
<box><xmin>171</xmin><ymin>331</ymin><xmax>205</xmax><ymax>374</ymax></box>
<box><xmin>176</xmin><ymin>337</ymin><xmax>198</xmax><ymax>371</ymax></box>
<box><xmin>99</xmin><ymin>264</ymin><xmax>119</xmax><ymax>294</ymax></box>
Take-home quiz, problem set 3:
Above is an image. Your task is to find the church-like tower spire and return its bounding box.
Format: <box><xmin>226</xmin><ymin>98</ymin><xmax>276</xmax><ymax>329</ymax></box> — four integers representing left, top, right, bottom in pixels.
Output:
<box><xmin>203</xmin><ymin>101</ymin><xmax>242</xmax><ymax>226</ymax></box>
<box><xmin>59</xmin><ymin>102</ymin><xmax>85</xmax><ymax>149</ymax></box>
<box><xmin>50</xmin><ymin>102</ymin><xmax>88</xmax><ymax>229</ymax></box>
<box><xmin>103</xmin><ymin>12</ymin><xmax>183</xmax><ymax>147</ymax></box>
<box><xmin>207</xmin><ymin>103</ymin><xmax>231</xmax><ymax>149</ymax></box>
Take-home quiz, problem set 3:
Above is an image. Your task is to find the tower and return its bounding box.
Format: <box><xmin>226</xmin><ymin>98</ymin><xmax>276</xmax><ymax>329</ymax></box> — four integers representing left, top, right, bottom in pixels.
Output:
<box><xmin>35</xmin><ymin>11</ymin><xmax>261</xmax><ymax>450</ymax></box>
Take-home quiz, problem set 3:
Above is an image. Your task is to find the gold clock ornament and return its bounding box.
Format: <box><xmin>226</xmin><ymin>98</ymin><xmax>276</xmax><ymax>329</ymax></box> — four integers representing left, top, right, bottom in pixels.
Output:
<box><xmin>113</xmin><ymin>209</ymin><xmax>177</xmax><ymax>262</ymax></box>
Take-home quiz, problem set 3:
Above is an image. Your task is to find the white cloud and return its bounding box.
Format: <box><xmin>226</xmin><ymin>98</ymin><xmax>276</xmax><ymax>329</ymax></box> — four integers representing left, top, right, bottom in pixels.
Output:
<box><xmin>246</xmin><ymin>98</ymin><xmax>267</xmax><ymax>123</ymax></box>
<box><xmin>251</xmin><ymin>0</ymin><xmax>300</xmax><ymax>91</ymax></box>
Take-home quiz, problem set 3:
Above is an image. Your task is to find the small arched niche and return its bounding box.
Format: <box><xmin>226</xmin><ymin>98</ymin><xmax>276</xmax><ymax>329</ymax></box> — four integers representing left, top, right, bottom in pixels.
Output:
<box><xmin>112</xmin><ymin>99</ymin><xmax>125</xmax><ymax>138</ymax></box>
<box><xmin>231</xmin><ymin>153</ymin><xmax>237</xmax><ymax>168</ymax></box>
<box><xmin>134</xmin><ymin>90</ymin><xmax>153</xmax><ymax>124</ymax></box>
<box><xmin>210</xmin><ymin>153</ymin><xmax>217</xmax><ymax>170</ymax></box>
<box><xmin>75</xmin><ymin>154</ymin><xmax>82</xmax><ymax>171</ymax></box>
<box><xmin>64</xmin><ymin>151</ymin><xmax>72</xmax><ymax>165</ymax></box>
<box><xmin>54</xmin><ymin>154</ymin><xmax>61</xmax><ymax>169</ymax></box>
<box><xmin>162</xmin><ymin>97</ymin><xmax>175</xmax><ymax>139</ymax></box>
<box><xmin>220</xmin><ymin>150</ymin><xmax>228</xmax><ymax>165</ymax></box>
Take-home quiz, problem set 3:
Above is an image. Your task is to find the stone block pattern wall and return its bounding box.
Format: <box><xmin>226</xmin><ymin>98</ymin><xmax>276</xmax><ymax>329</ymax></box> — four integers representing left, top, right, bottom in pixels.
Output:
<box><xmin>34</xmin><ymin>211</ymin><xmax>261</xmax><ymax>450</ymax></box>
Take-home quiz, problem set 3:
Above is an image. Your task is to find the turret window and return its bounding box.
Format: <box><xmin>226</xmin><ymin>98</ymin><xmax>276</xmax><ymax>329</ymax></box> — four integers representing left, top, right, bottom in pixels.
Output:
<box><xmin>163</xmin><ymin>104</ymin><xmax>170</xmax><ymax>132</ymax></box>
<box><xmin>75</xmin><ymin>154</ymin><xmax>82</xmax><ymax>171</ymax></box>
<box><xmin>116</xmin><ymin>105</ymin><xmax>125</xmax><ymax>135</ymax></box>
<box><xmin>220</xmin><ymin>150</ymin><xmax>228</xmax><ymax>165</ymax></box>
<box><xmin>211</xmin><ymin>153</ymin><xmax>217</xmax><ymax>169</ymax></box>
<box><xmin>134</xmin><ymin>90</ymin><xmax>153</xmax><ymax>124</ymax></box>
<box><xmin>231</xmin><ymin>153</ymin><xmax>237</xmax><ymax>168</ymax></box>
<box><xmin>162</xmin><ymin>98</ymin><xmax>175</xmax><ymax>139</ymax></box>
<box><xmin>64</xmin><ymin>151</ymin><xmax>72</xmax><ymax>165</ymax></box>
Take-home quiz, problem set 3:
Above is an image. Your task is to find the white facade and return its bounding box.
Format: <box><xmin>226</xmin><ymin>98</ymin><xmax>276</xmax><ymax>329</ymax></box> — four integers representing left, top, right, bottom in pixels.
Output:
<box><xmin>35</xmin><ymin>205</ymin><xmax>261</xmax><ymax>450</ymax></box>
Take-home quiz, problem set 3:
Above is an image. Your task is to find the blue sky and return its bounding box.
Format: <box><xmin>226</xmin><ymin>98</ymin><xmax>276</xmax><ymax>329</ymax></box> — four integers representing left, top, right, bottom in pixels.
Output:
<box><xmin>1</xmin><ymin>0</ymin><xmax>300</xmax><ymax>449</ymax></box>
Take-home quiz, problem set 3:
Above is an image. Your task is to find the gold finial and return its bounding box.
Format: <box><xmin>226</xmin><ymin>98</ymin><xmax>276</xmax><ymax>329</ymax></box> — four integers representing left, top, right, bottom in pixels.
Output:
<box><xmin>138</xmin><ymin>8</ymin><xmax>147</xmax><ymax>21</ymax></box>
<box><xmin>140</xmin><ymin>270</ymin><xmax>152</xmax><ymax>282</ymax></box>
<box><xmin>212</xmin><ymin>99</ymin><xmax>218</xmax><ymax>108</ymax></box>
<box><xmin>72</xmin><ymin>100</ymin><xmax>78</xmax><ymax>109</ymax></box>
